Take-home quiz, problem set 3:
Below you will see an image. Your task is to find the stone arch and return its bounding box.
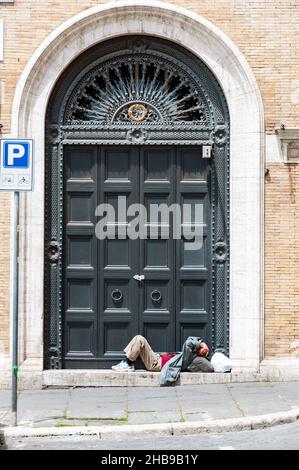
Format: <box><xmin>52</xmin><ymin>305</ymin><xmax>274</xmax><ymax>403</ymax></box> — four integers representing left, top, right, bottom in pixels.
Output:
<box><xmin>10</xmin><ymin>0</ymin><xmax>264</xmax><ymax>374</ymax></box>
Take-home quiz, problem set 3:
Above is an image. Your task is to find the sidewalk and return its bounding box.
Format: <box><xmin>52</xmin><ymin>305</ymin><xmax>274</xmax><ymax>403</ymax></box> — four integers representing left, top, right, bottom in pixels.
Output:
<box><xmin>1</xmin><ymin>382</ymin><xmax>299</xmax><ymax>429</ymax></box>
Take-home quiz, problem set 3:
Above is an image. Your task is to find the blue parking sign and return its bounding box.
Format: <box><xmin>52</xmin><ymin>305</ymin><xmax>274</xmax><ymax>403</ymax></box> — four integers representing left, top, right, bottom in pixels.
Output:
<box><xmin>3</xmin><ymin>141</ymin><xmax>30</xmax><ymax>168</ymax></box>
<box><xmin>0</xmin><ymin>139</ymin><xmax>33</xmax><ymax>191</ymax></box>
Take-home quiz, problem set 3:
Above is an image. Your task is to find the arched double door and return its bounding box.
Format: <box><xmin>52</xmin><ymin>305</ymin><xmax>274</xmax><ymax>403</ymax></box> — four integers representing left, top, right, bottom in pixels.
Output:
<box><xmin>44</xmin><ymin>36</ymin><xmax>229</xmax><ymax>369</ymax></box>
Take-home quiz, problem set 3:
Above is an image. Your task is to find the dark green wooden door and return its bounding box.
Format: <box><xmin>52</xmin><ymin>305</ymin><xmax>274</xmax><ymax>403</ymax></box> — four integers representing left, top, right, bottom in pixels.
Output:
<box><xmin>63</xmin><ymin>145</ymin><xmax>211</xmax><ymax>368</ymax></box>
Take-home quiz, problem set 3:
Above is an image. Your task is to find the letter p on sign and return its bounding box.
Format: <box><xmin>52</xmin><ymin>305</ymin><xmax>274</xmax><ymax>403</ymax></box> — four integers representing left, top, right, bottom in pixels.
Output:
<box><xmin>4</xmin><ymin>142</ymin><xmax>29</xmax><ymax>168</ymax></box>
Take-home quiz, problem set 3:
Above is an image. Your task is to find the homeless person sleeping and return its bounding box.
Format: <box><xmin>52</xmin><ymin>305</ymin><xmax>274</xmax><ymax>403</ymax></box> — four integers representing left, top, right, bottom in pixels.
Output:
<box><xmin>111</xmin><ymin>335</ymin><xmax>214</xmax><ymax>386</ymax></box>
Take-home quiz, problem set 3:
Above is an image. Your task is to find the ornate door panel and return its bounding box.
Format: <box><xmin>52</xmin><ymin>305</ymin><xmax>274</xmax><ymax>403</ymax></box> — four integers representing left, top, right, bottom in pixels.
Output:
<box><xmin>98</xmin><ymin>146</ymin><xmax>139</xmax><ymax>364</ymax></box>
<box><xmin>64</xmin><ymin>146</ymin><xmax>140</xmax><ymax>368</ymax></box>
<box><xmin>175</xmin><ymin>147</ymin><xmax>211</xmax><ymax>348</ymax></box>
<box><xmin>139</xmin><ymin>147</ymin><xmax>176</xmax><ymax>352</ymax></box>
<box><xmin>64</xmin><ymin>146</ymin><xmax>98</xmax><ymax>365</ymax></box>
<box><xmin>62</xmin><ymin>145</ymin><xmax>212</xmax><ymax>367</ymax></box>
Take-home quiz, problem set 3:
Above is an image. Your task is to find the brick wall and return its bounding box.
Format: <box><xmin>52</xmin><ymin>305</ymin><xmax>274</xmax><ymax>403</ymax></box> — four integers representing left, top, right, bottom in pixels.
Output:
<box><xmin>265</xmin><ymin>164</ymin><xmax>299</xmax><ymax>357</ymax></box>
<box><xmin>0</xmin><ymin>0</ymin><xmax>298</xmax><ymax>357</ymax></box>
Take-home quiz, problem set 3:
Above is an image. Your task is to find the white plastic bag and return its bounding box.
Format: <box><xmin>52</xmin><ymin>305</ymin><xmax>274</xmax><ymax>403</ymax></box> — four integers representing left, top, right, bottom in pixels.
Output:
<box><xmin>210</xmin><ymin>352</ymin><xmax>232</xmax><ymax>373</ymax></box>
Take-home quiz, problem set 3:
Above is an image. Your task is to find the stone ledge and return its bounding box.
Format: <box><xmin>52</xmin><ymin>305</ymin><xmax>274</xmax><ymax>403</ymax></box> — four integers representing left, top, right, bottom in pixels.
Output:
<box><xmin>43</xmin><ymin>370</ymin><xmax>228</xmax><ymax>388</ymax></box>
<box><xmin>1</xmin><ymin>359</ymin><xmax>299</xmax><ymax>389</ymax></box>
<box><xmin>0</xmin><ymin>369</ymin><xmax>262</xmax><ymax>389</ymax></box>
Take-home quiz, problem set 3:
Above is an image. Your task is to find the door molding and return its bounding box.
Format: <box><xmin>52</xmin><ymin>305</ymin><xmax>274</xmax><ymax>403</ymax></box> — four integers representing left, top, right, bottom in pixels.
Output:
<box><xmin>9</xmin><ymin>0</ymin><xmax>264</xmax><ymax>373</ymax></box>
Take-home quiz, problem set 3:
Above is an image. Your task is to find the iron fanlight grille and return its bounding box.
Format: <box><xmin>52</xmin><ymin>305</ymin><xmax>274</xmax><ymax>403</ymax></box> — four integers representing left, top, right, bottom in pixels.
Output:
<box><xmin>65</xmin><ymin>55</ymin><xmax>212</xmax><ymax>126</ymax></box>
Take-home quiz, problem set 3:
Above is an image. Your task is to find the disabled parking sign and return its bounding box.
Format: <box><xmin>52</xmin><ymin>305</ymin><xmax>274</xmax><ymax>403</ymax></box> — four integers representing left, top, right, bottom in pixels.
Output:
<box><xmin>0</xmin><ymin>139</ymin><xmax>33</xmax><ymax>191</ymax></box>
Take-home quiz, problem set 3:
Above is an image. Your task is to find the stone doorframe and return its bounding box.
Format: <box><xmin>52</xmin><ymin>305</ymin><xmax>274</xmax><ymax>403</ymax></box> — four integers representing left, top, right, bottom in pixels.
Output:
<box><xmin>9</xmin><ymin>0</ymin><xmax>264</xmax><ymax>375</ymax></box>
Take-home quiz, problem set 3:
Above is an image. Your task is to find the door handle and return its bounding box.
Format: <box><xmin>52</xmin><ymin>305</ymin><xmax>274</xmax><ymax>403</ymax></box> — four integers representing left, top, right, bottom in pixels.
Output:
<box><xmin>133</xmin><ymin>275</ymin><xmax>145</xmax><ymax>282</ymax></box>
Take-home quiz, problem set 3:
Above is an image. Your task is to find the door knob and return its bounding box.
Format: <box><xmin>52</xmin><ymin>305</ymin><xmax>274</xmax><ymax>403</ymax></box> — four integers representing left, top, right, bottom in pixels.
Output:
<box><xmin>133</xmin><ymin>275</ymin><xmax>145</xmax><ymax>282</ymax></box>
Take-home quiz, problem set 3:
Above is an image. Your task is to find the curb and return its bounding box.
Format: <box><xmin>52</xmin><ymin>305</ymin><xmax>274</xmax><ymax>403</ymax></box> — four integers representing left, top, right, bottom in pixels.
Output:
<box><xmin>3</xmin><ymin>408</ymin><xmax>299</xmax><ymax>441</ymax></box>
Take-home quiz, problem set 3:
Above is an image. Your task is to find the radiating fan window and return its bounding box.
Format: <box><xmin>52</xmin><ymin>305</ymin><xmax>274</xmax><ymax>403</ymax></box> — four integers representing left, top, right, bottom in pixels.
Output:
<box><xmin>66</xmin><ymin>55</ymin><xmax>209</xmax><ymax>125</ymax></box>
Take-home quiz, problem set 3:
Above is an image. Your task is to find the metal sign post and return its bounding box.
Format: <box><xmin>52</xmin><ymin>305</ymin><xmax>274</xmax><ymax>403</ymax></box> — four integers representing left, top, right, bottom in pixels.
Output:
<box><xmin>12</xmin><ymin>191</ymin><xmax>19</xmax><ymax>427</ymax></box>
<box><xmin>0</xmin><ymin>138</ymin><xmax>33</xmax><ymax>427</ymax></box>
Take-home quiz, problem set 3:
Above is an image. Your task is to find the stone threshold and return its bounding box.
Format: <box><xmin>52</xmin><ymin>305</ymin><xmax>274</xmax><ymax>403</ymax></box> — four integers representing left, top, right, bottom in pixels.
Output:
<box><xmin>0</xmin><ymin>369</ymin><xmax>264</xmax><ymax>389</ymax></box>
<box><xmin>1</xmin><ymin>359</ymin><xmax>299</xmax><ymax>389</ymax></box>
<box><xmin>43</xmin><ymin>369</ymin><xmax>263</xmax><ymax>388</ymax></box>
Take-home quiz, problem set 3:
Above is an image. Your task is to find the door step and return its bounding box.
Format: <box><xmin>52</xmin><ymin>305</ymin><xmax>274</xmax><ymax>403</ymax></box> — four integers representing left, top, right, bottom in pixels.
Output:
<box><xmin>43</xmin><ymin>369</ymin><xmax>262</xmax><ymax>388</ymax></box>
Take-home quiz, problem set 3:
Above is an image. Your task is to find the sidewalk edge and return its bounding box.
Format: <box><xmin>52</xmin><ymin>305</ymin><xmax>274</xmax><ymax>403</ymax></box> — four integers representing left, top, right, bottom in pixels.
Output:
<box><xmin>3</xmin><ymin>408</ymin><xmax>299</xmax><ymax>441</ymax></box>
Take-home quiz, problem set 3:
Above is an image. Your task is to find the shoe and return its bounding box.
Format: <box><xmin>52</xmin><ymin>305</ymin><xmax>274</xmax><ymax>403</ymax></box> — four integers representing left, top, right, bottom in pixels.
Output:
<box><xmin>112</xmin><ymin>360</ymin><xmax>135</xmax><ymax>372</ymax></box>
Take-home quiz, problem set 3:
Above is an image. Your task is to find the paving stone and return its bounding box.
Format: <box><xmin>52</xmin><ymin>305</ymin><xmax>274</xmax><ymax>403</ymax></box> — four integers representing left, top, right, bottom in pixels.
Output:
<box><xmin>67</xmin><ymin>407</ymin><xmax>127</xmax><ymax>419</ymax></box>
<box><xmin>0</xmin><ymin>391</ymin><xmax>11</xmax><ymax>408</ymax></box>
<box><xmin>176</xmin><ymin>384</ymin><xmax>229</xmax><ymax>397</ymax></box>
<box><xmin>127</xmin><ymin>387</ymin><xmax>176</xmax><ymax>399</ymax></box>
<box><xmin>176</xmin><ymin>384</ymin><xmax>236</xmax><ymax>418</ymax></box>
<box><xmin>70</xmin><ymin>388</ymin><xmax>126</xmax><ymax>403</ymax></box>
<box><xmin>128</xmin><ymin>411</ymin><xmax>181</xmax><ymax>425</ymax></box>
<box><xmin>272</xmin><ymin>382</ymin><xmax>299</xmax><ymax>407</ymax></box>
<box><xmin>181</xmin><ymin>401</ymin><xmax>242</xmax><ymax>419</ymax></box>
<box><xmin>17</xmin><ymin>389</ymin><xmax>70</xmax><ymax>423</ymax></box>
<box><xmin>128</xmin><ymin>397</ymin><xmax>178</xmax><ymax>412</ymax></box>
<box><xmin>67</xmin><ymin>390</ymin><xmax>126</xmax><ymax>419</ymax></box>
<box><xmin>227</xmin><ymin>383</ymin><xmax>291</xmax><ymax>416</ymax></box>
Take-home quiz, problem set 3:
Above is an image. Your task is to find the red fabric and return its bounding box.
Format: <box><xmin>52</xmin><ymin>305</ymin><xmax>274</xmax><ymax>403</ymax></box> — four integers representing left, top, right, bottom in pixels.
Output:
<box><xmin>160</xmin><ymin>353</ymin><xmax>176</xmax><ymax>368</ymax></box>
